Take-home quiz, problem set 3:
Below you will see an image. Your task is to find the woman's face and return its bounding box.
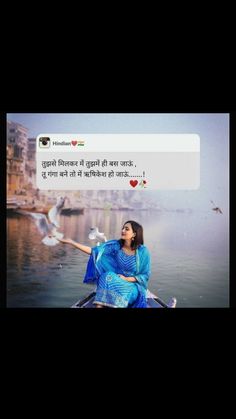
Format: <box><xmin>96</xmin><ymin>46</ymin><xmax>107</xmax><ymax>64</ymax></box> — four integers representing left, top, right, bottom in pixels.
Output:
<box><xmin>121</xmin><ymin>223</ymin><xmax>135</xmax><ymax>241</ymax></box>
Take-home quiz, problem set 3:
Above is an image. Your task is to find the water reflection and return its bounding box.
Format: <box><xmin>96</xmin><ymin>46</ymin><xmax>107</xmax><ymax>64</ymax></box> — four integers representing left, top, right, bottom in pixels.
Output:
<box><xmin>7</xmin><ymin>209</ymin><xmax>229</xmax><ymax>307</ymax></box>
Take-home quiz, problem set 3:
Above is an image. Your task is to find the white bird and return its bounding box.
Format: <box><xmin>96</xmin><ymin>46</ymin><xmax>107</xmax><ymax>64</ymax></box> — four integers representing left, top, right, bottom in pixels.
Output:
<box><xmin>167</xmin><ymin>297</ymin><xmax>177</xmax><ymax>308</ymax></box>
<box><xmin>20</xmin><ymin>196</ymin><xmax>66</xmax><ymax>246</ymax></box>
<box><xmin>88</xmin><ymin>227</ymin><xmax>107</xmax><ymax>245</ymax></box>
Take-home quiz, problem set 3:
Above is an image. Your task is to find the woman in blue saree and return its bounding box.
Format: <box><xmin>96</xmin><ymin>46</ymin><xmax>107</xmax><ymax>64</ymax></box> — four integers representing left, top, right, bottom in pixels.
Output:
<box><xmin>58</xmin><ymin>221</ymin><xmax>151</xmax><ymax>308</ymax></box>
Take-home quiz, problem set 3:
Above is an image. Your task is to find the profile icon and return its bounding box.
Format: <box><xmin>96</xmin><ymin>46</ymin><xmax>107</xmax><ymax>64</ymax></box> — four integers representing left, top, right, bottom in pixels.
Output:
<box><xmin>39</xmin><ymin>137</ymin><xmax>50</xmax><ymax>148</ymax></box>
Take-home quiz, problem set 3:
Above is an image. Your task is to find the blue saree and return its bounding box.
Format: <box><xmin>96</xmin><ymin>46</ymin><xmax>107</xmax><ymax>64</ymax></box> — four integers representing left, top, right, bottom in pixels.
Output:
<box><xmin>83</xmin><ymin>240</ymin><xmax>151</xmax><ymax>308</ymax></box>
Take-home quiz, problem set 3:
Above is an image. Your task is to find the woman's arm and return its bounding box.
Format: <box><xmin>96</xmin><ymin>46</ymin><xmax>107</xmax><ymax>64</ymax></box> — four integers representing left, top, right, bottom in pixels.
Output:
<box><xmin>57</xmin><ymin>238</ymin><xmax>91</xmax><ymax>255</ymax></box>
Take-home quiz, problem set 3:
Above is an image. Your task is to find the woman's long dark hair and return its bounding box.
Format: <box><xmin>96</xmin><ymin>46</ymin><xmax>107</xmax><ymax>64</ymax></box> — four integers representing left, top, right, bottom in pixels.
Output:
<box><xmin>119</xmin><ymin>220</ymin><xmax>144</xmax><ymax>250</ymax></box>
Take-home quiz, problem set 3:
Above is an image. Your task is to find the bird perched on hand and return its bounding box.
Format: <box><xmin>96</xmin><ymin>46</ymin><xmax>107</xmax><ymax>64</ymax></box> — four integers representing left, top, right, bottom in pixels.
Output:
<box><xmin>210</xmin><ymin>200</ymin><xmax>223</xmax><ymax>214</ymax></box>
<box><xmin>19</xmin><ymin>196</ymin><xmax>66</xmax><ymax>246</ymax></box>
<box><xmin>88</xmin><ymin>227</ymin><xmax>107</xmax><ymax>245</ymax></box>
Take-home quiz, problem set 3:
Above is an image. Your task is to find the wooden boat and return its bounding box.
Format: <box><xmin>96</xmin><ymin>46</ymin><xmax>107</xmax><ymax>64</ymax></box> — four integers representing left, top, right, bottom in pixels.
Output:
<box><xmin>17</xmin><ymin>206</ymin><xmax>36</xmax><ymax>211</ymax></box>
<box><xmin>14</xmin><ymin>206</ymin><xmax>84</xmax><ymax>216</ymax></box>
<box><xmin>71</xmin><ymin>289</ymin><xmax>177</xmax><ymax>308</ymax></box>
<box><xmin>7</xmin><ymin>204</ymin><xmax>20</xmax><ymax>213</ymax></box>
<box><xmin>61</xmin><ymin>207</ymin><xmax>84</xmax><ymax>215</ymax></box>
<box><xmin>7</xmin><ymin>198</ymin><xmax>20</xmax><ymax>212</ymax></box>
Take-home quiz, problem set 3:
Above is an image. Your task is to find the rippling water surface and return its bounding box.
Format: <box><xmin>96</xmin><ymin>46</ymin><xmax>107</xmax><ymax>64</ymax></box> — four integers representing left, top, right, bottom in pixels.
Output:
<box><xmin>7</xmin><ymin>209</ymin><xmax>229</xmax><ymax>307</ymax></box>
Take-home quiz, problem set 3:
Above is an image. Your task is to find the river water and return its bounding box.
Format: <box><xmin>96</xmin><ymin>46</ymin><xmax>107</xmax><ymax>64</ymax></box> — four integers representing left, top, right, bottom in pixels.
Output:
<box><xmin>7</xmin><ymin>209</ymin><xmax>229</xmax><ymax>307</ymax></box>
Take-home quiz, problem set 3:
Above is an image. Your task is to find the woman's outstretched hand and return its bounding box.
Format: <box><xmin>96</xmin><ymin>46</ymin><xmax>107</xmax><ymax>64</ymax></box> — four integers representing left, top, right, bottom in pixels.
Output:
<box><xmin>56</xmin><ymin>237</ymin><xmax>74</xmax><ymax>245</ymax></box>
<box><xmin>53</xmin><ymin>237</ymin><xmax>91</xmax><ymax>254</ymax></box>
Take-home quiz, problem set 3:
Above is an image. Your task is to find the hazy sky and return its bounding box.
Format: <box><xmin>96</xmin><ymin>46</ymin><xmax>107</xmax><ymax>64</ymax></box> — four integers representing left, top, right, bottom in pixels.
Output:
<box><xmin>7</xmin><ymin>113</ymin><xmax>229</xmax><ymax>212</ymax></box>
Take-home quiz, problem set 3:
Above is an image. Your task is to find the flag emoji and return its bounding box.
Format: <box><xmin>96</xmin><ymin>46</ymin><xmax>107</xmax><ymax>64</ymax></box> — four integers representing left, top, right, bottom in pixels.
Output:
<box><xmin>77</xmin><ymin>140</ymin><xmax>85</xmax><ymax>146</ymax></box>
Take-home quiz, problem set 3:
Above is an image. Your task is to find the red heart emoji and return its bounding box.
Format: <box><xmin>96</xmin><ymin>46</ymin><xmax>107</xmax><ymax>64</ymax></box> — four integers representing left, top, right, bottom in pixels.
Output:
<box><xmin>130</xmin><ymin>180</ymin><xmax>138</xmax><ymax>188</ymax></box>
<box><xmin>72</xmin><ymin>141</ymin><xmax>77</xmax><ymax>146</ymax></box>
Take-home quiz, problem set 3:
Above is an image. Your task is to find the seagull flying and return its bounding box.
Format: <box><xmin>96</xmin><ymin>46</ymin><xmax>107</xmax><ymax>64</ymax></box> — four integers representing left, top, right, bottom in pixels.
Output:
<box><xmin>88</xmin><ymin>227</ymin><xmax>107</xmax><ymax>244</ymax></box>
<box><xmin>20</xmin><ymin>196</ymin><xmax>66</xmax><ymax>246</ymax></box>
<box><xmin>210</xmin><ymin>200</ymin><xmax>223</xmax><ymax>214</ymax></box>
